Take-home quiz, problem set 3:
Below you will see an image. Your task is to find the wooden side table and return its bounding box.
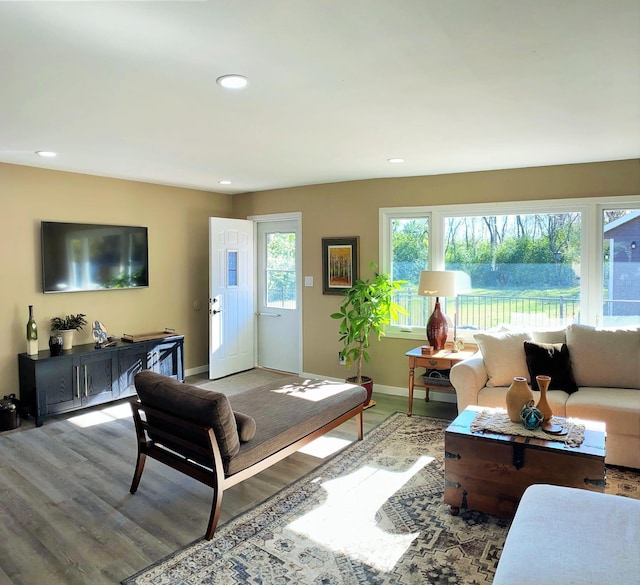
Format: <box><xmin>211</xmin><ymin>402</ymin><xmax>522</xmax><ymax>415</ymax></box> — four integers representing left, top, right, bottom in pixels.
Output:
<box><xmin>405</xmin><ymin>347</ymin><xmax>474</xmax><ymax>416</ymax></box>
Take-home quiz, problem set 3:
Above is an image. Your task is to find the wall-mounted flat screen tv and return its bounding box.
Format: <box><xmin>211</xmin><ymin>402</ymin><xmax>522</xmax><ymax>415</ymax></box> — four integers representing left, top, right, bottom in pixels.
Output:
<box><xmin>41</xmin><ymin>221</ymin><xmax>149</xmax><ymax>293</ymax></box>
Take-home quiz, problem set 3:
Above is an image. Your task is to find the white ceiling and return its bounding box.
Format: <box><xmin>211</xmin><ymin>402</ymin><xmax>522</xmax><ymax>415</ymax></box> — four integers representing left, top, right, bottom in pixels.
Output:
<box><xmin>1</xmin><ymin>1</ymin><xmax>639</xmax><ymax>195</ymax></box>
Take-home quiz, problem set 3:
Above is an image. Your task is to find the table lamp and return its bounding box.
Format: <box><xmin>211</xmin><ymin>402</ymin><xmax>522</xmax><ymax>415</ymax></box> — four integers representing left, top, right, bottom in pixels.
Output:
<box><xmin>417</xmin><ymin>270</ymin><xmax>457</xmax><ymax>351</ymax></box>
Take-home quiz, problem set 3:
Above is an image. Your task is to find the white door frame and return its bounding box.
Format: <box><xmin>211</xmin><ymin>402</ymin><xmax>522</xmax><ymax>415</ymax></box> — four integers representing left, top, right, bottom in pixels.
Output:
<box><xmin>248</xmin><ymin>212</ymin><xmax>302</xmax><ymax>374</ymax></box>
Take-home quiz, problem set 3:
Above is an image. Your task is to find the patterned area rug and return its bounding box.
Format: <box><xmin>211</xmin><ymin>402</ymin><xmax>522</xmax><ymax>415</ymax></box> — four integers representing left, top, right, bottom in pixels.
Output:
<box><xmin>123</xmin><ymin>412</ymin><xmax>640</xmax><ymax>585</ymax></box>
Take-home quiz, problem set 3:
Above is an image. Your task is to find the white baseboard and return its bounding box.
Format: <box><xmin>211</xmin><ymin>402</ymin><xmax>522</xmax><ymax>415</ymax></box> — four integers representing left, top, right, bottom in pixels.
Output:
<box><xmin>186</xmin><ymin>364</ymin><xmax>208</xmax><ymax>377</ymax></box>
<box><xmin>300</xmin><ymin>371</ymin><xmax>457</xmax><ymax>405</ymax></box>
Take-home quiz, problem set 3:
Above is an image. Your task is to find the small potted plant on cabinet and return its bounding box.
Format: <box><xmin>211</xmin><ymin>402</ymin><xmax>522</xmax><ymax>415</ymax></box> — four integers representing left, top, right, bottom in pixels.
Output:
<box><xmin>331</xmin><ymin>263</ymin><xmax>406</xmax><ymax>407</ymax></box>
<box><xmin>50</xmin><ymin>313</ymin><xmax>88</xmax><ymax>351</ymax></box>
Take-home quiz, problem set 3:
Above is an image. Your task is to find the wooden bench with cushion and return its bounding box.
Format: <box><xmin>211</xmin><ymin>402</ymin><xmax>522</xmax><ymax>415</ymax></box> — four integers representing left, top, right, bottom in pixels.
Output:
<box><xmin>129</xmin><ymin>370</ymin><xmax>367</xmax><ymax>540</ymax></box>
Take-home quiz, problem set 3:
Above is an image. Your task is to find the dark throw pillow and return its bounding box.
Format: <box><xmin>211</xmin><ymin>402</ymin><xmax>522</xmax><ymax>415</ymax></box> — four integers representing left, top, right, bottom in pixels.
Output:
<box><xmin>234</xmin><ymin>411</ymin><xmax>257</xmax><ymax>442</ymax></box>
<box><xmin>523</xmin><ymin>340</ymin><xmax>579</xmax><ymax>394</ymax></box>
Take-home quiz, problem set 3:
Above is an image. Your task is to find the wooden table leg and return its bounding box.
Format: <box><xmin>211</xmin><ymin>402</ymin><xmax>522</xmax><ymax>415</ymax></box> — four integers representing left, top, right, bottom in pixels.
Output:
<box><xmin>408</xmin><ymin>364</ymin><xmax>415</xmax><ymax>416</ymax></box>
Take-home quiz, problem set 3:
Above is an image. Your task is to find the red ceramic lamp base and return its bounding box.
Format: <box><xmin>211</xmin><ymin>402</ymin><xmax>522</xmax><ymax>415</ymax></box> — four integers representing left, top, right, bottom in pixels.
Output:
<box><xmin>426</xmin><ymin>299</ymin><xmax>448</xmax><ymax>351</ymax></box>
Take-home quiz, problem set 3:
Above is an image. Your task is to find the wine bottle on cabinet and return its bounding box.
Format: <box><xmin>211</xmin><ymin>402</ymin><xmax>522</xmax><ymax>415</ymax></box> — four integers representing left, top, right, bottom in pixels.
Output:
<box><xmin>26</xmin><ymin>305</ymin><xmax>38</xmax><ymax>355</ymax></box>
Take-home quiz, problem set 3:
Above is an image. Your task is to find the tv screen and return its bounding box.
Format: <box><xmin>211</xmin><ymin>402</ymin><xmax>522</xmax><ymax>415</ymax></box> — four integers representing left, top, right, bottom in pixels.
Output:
<box><xmin>41</xmin><ymin>221</ymin><xmax>149</xmax><ymax>293</ymax></box>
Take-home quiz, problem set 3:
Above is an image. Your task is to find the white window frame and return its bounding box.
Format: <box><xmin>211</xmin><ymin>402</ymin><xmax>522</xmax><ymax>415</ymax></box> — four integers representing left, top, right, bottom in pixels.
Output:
<box><xmin>380</xmin><ymin>195</ymin><xmax>640</xmax><ymax>341</ymax></box>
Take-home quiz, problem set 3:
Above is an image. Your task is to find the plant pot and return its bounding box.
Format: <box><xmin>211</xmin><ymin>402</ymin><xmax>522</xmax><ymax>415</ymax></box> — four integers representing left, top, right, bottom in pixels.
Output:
<box><xmin>59</xmin><ymin>330</ymin><xmax>75</xmax><ymax>351</ymax></box>
<box><xmin>347</xmin><ymin>376</ymin><xmax>374</xmax><ymax>409</ymax></box>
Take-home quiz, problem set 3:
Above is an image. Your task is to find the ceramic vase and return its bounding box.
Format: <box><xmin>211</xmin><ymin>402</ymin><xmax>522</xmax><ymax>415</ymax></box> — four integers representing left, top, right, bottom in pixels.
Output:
<box><xmin>49</xmin><ymin>334</ymin><xmax>64</xmax><ymax>357</ymax></box>
<box><xmin>535</xmin><ymin>375</ymin><xmax>553</xmax><ymax>423</ymax></box>
<box><xmin>505</xmin><ymin>376</ymin><xmax>534</xmax><ymax>423</ymax></box>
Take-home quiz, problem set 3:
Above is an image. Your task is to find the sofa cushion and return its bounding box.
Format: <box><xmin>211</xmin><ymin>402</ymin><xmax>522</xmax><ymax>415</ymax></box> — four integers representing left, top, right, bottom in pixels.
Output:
<box><xmin>474</xmin><ymin>331</ymin><xmax>531</xmax><ymax>387</ymax></box>
<box><xmin>134</xmin><ymin>370</ymin><xmax>241</xmax><ymax>462</ymax></box>
<box><xmin>524</xmin><ymin>341</ymin><xmax>579</xmax><ymax>394</ymax></box>
<box><xmin>234</xmin><ymin>411</ymin><xmax>257</xmax><ymax>442</ymax></box>
<box><xmin>566</xmin><ymin>387</ymin><xmax>640</xmax><ymax>437</ymax></box>
<box><xmin>566</xmin><ymin>324</ymin><xmax>640</xmax><ymax>389</ymax></box>
<box><xmin>531</xmin><ymin>329</ymin><xmax>567</xmax><ymax>344</ymax></box>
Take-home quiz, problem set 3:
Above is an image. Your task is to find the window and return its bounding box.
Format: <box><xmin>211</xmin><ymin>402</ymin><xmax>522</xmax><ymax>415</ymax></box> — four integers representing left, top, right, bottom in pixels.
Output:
<box><xmin>389</xmin><ymin>216</ymin><xmax>430</xmax><ymax>329</ymax></box>
<box><xmin>265</xmin><ymin>231</ymin><xmax>296</xmax><ymax>309</ymax></box>
<box><xmin>227</xmin><ymin>250</ymin><xmax>238</xmax><ymax>287</ymax></box>
<box><xmin>381</xmin><ymin>197</ymin><xmax>640</xmax><ymax>339</ymax></box>
<box><xmin>602</xmin><ymin>209</ymin><xmax>640</xmax><ymax>328</ymax></box>
<box><xmin>444</xmin><ymin>212</ymin><xmax>581</xmax><ymax>331</ymax></box>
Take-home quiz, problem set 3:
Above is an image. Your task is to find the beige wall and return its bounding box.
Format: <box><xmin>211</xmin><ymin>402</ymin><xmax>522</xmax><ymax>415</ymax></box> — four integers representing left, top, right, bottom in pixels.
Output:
<box><xmin>1</xmin><ymin>162</ymin><xmax>232</xmax><ymax>394</ymax></box>
<box><xmin>232</xmin><ymin>159</ymin><xmax>640</xmax><ymax>389</ymax></box>
<box><xmin>5</xmin><ymin>159</ymin><xmax>639</xmax><ymax>399</ymax></box>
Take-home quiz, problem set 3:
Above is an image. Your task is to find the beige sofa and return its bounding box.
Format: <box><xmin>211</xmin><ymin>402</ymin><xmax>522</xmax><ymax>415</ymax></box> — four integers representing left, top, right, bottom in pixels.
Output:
<box><xmin>450</xmin><ymin>324</ymin><xmax>640</xmax><ymax>469</ymax></box>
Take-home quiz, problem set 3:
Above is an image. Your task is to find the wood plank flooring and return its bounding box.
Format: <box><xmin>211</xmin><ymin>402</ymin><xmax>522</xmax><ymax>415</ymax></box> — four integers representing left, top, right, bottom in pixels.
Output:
<box><xmin>0</xmin><ymin>373</ymin><xmax>456</xmax><ymax>585</ymax></box>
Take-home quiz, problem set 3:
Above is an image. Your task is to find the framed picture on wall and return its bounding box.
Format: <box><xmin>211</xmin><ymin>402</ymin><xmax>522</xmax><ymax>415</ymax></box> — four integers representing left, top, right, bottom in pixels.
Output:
<box><xmin>322</xmin><ymin>236</ymin><xmax>359</xmax><ymax>295</ymax></box>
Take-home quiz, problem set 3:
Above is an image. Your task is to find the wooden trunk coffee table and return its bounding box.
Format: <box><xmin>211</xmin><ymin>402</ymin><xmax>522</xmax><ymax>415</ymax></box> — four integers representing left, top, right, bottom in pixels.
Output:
<box><xmin>444</xmin><ymin>406</ymin><xmax>606</xmax><ymax>517</ymax></box>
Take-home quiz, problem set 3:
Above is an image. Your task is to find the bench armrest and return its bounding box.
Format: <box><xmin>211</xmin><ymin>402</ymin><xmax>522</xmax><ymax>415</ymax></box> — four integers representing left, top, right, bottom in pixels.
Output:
<box><xmin>450</xmin><ymin>351</ymin><xmax>488</xmax><ymax>412</ymax></box>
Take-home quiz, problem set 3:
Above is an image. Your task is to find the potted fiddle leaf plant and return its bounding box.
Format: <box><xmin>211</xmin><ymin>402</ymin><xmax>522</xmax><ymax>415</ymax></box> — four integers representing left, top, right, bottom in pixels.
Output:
<box><xmin>50</xmin><ymin>313</ymin><xmax>87</xmax><ymax>351</ymax></box>
<box><xmin>331</xmin><ymin>263</ymin><xmax>406</xmax><ymax>407</ymax></box>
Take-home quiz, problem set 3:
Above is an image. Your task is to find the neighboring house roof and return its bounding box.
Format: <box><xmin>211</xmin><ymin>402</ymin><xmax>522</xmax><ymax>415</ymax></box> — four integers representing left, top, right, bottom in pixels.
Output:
<box><xmin>604</xmin><ymin>211</ymin><xmax>640</xmax><ymax>236</ymax></box>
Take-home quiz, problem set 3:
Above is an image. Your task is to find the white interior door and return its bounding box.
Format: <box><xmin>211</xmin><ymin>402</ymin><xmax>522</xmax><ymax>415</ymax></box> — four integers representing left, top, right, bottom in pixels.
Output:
<box><xmin>256</xmin><ymin>219</ymin><xmax>301</xmax><ymax>373</ymax></box>
<box><xmin>209</xmin><ymin>217</ymin><xmax>254</xmax><ymax>379</ymax></box>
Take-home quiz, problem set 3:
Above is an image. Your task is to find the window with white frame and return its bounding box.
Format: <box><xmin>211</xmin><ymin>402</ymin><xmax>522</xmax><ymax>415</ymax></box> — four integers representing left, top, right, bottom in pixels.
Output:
<box><xmin>381</xmin><ymin>197</ymin><xmax>640</xmax><ymax>340</ymax></box>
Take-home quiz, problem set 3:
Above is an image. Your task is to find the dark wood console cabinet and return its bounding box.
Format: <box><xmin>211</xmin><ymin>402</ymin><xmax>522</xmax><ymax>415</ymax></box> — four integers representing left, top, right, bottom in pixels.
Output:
<box><xmin>18</xmin><ymin>335</ymin><xmax>184</xmax><ymax>426</ymax></box>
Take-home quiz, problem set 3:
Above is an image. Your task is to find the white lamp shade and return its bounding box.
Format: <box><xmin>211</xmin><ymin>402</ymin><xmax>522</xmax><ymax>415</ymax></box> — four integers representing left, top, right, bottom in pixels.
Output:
<box><xmin>417</xmin><ymin>270</ymin><xmax>457</xmax><ymax>297</ymax></box>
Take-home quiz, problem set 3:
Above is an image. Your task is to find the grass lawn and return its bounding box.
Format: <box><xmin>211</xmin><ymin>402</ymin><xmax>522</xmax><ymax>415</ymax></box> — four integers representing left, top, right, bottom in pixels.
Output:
<box><xmin>467</xmin><ymin>286</ymin><xmax>580</xmax><ymax>299</ymax></box>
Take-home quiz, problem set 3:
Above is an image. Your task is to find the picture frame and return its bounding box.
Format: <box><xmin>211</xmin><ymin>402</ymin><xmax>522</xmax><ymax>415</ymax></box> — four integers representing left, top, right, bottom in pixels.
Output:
<box><xmin>322</xmin><ymin>236</ymin><xmax>359</xmax><ymax>295</ymax></box>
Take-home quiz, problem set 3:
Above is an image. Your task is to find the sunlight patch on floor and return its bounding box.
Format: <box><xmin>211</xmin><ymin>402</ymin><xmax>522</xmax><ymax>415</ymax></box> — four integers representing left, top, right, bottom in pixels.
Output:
<box><xmin>287</xmin><ymin>455</ymin><xmax>435</xmax><ymax>571</ymax></box>
<box><xmin>68</xmin><ymin>402</ymin><xmax>131</xmax><ymax>428</ymax></box>
<box><xmin>297</xmin><ymin>436</ymin><xmax>352</xmax><ymax>458</ymax></box>
<box><xmin>272</xmin><ymin>379</ymin><xmax>362</xmax><ymax>402</ymax></box>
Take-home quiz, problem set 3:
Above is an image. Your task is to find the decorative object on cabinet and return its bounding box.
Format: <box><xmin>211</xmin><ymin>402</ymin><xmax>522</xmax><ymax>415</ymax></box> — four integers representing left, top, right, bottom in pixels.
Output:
<box><xmin>50</xmin><ymin>313</ymin><xmax>88</xmax><ymax>350</ymax></box>
<box><xmin>49</xmin><ymin>334</ymin><xmax>64</xmax><ymax>356</ymax></box>
<box><xmin>322</xmin><ymin>236</ymin><xmax>359</xmax><ymax>295</ymax></box>
<box><xmin>92</xmin><ymin>320</ymin><xmax>108</xmax><ymax>344</ymax></box>
<box><xmin>26</xmin><ymin>305</ymin><xmax>38</xmax><ymax>356</ymax></box>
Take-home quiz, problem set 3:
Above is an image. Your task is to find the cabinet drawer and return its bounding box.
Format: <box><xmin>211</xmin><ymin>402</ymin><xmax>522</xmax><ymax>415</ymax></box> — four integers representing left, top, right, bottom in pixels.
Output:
<box><xmin>423</xmin><ymin>357</ymin><xmax>452</xmax><ymax>369</ymax></box>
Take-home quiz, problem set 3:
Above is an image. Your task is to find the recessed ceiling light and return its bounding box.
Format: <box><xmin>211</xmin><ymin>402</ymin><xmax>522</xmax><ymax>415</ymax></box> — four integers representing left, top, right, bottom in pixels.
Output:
<box><xmin>216</xmin><ymin>75</ymin><xmax>248</xmax><ymax>89</ymax></box>
<box><xmin>218</xmin><ymin>180</ymin><xmax>232</xmax><ymax>185</ymax></box>
<box><xmin>36</xmin><ymin>151</ymin><xmax>57</xmax><ymax>158</ymax></box>
<box><xmin>387</xmin><ymin>157</ymin><xmax>405</xmax><ymax>164</ymax></box>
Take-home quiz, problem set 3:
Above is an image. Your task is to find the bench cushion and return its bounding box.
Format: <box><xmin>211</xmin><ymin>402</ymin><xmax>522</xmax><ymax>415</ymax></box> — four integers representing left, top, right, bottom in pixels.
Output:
<box><xmin>134</xmin><ymin>371</ymin><xmax>240</xmax><ymax>463</ymax></box>
<box><xmin>226</xmin><ymin>377</ymin><xmax>366</xmax><ymax>475</ymax></box>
